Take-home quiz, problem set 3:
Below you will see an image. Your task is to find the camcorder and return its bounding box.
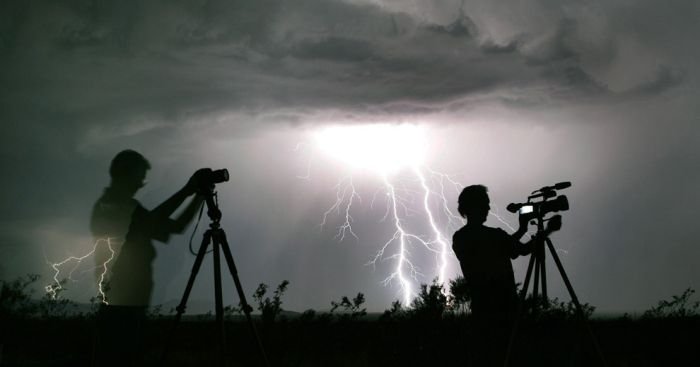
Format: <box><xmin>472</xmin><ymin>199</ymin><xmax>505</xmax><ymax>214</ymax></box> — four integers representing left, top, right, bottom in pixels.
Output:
<box><xmin>507</xmin><ymin>181</ymin><xmax>571</xmax><ymax>221</ymax></box>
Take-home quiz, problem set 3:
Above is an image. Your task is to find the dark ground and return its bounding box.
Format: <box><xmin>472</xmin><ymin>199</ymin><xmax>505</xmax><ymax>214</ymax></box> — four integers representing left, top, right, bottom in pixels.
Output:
<box><xmin>3</xmin><ymin>316</ymin><xmax>700</xmax><ymax>366</ymax></box>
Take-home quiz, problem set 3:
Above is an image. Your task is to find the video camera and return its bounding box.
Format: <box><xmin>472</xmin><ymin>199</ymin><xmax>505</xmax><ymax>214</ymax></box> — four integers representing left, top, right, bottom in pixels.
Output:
<box><xmin>507</xmin><ymin>181</ymin><xmax>570</xmax><ymax>221</ymax></box>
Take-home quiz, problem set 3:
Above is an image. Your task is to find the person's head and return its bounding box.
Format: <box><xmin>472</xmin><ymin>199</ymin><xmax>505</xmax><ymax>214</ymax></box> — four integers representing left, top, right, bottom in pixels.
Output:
<box><xmin>458</xmin><ymin>184</ymin><xmax>490</xmax><ymax>225</ymax></box>
<box><xmin>109</xmin><ymin>150</ymin><xmax>150</xmax><ymax>195</ymax></box>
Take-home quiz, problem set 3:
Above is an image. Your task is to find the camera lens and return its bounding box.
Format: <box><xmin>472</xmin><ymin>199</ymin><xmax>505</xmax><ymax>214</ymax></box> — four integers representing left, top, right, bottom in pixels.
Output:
<box><xmin>211</xmin><ymin>169</ymin><xmax>229</xmax><ymax>184</ymax></box>
<box><xmin>541</xmin><ymin>195</ymin><xmax>569</xmax><ymax>214</ymax></box>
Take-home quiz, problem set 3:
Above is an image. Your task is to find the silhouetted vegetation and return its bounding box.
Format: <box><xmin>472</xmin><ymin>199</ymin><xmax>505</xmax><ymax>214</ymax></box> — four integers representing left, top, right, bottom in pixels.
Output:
<box><xmin>1</xmin><ymin>274</ymin><xmax>41</xmax><ymax>318</ymax></box>
<box><xmin>330</xmin><ymin>292</ymin><xmax>367</xmax><ymax>321</ymax></box>
<box><xmin>1</xmin><ymin>274</ymin><xmax>81</xmax><ymax>320</ymax></box>
<box><xmin>252</xmin><ymin>280</ymin><xmax>290</xmax><ymax>323</ymax></box>
<box><xmin>642</xmin><ymin>287</ymin><xmax>699</xmax><ymax>319</ymax></box>
<box><xmin>410</xmin><ymin>278</ymin><xmax>448</xmax><ymax>320</ymax></box>
<box><xmin>3</xmin><ymin>274</ymin><xmax>700</xmax><ymax>366</ymax></box>
<box><xmin>520</xmin><ymin>295</ymin><xmax>596</xmax><ymax>320</ymax></box>
<box><xmin>379</xmin><ymin>299</ymin><xmax>406</xmax><ymax>320</ymax></box>
<box><xmin>448</xmin><ymin>275</ymin><xmax>471</xmax><ymax>314</ymax></box>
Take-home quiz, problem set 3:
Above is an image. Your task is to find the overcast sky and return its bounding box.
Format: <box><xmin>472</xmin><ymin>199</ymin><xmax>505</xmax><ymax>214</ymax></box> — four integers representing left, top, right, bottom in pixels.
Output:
<box><xmin>1</xmin><ymin>0</ymin><xmax>699</xmax><ymax>314</ymax></box>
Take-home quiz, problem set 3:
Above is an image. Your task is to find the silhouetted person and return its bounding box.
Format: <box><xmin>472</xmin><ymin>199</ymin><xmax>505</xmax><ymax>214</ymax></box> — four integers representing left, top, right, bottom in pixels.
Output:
<box><xmin>91</xmin><ymin>149</ymin><xmax>206</xmax><ymax>366</ymax></box>
<box><xmin>452</xmin><ymin>185</ymin><xmax>559</xmax><ymax>364</ymax></box>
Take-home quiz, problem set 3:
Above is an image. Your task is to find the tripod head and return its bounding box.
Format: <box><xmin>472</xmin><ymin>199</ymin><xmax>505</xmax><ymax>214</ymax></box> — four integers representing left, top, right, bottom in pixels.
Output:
<box><xmin>193</xmin><ymin>168</ymin><xmax>229</xmax><ymax>226</ymax></box>
<box><xmin>202</xmin><ymin>189</ymin><xmax>223</xmax><ymax>226</ymax></box>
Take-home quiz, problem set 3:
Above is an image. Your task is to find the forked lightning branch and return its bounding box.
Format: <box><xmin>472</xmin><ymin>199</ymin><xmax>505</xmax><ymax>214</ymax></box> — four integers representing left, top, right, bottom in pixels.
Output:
<box><xmin>45</xmin><ymin>237</ymin><xmax>117</xmax><ymax>304</ymax></box>
<box><xmin>308</xmin><ymin>124</ymin><xmax>515</xmax><ymax>306</ymax></box>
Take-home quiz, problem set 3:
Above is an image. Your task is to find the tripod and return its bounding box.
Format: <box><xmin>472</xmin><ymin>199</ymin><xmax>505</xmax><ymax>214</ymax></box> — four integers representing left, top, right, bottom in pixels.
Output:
<box><xmin>162</xmin><ymin>189</ymin><xmax>270</xmax><ymax>367</ymax></box>
<box><xmin>504</xmin><ymin>214</ymin><xmax>606</xmax><ymax>367</ymax></box>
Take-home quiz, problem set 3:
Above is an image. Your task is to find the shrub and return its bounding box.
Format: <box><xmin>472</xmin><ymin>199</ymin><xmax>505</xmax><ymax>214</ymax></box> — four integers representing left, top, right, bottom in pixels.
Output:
<box><xmin>0</xmin><ymin>274</ymin><xmax>41</xmax><ymax>318</ymax></box>
<box><xmin>410</xmin><ymin>278</ymin><xmax>448</xmax><ymax>320</ymax></box>
<box><xmin>299</xmin><ymin>309</ymin><xmax>317</xmax><ymax>323</ymax></box>
<box><xmin>379</xmin><ymin>300</ymin><xmax>406</xmax><ymax>321</ymax></box>
<box><xmin>448</xmin><ymin>276</ymin><xmax>471</xmax><ymax>315</ymax></box>
<box><xmin>1</xmin><ymin>274</ymin><xmax>80</xmax><ymax>319</ymax></box>
<box><xmin>525</xmin><ymin>296</ymin><xmax>596</xmax><ymax>321</ymax></box>
<box><xmin>330</xmin><ymin>292</ymin><xmax>367</xmax><ymax>321</ymax></box>
<box><xmin>252</xmin><ymin>280</ymin><xmax>290</xmax><ymax>323</ymax></box>
<box><xmin>643</xmin><ymin>288</ymin><xmax>699</xmax><ymax>319</ymax></box>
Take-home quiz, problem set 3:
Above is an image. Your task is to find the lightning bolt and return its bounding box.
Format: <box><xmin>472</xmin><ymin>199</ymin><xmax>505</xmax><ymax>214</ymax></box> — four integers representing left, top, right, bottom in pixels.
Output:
<box><xmin>415</xmin><ymin>167</ymin><xmax>450</xmax><ymax>285</ymax></box>
<box><xmin>319</xmin><ymin>175</ymin><xmax>360</xmax><ymax>242</ymax></box>
<box><xmin>308</xmin><ymin>123</ymin><xmax>519</xmax><ymax>306</ymax></box>
<box><xmin>320</xmin><ymin>168</ymin><xmax>461</xmax><ymax>306</ymax></box>
<box><xmin>45</xmin><ymin>237</ymin><xmax>117</xmax><ymax>305</ymax></box>
<box><xmin>371</xmin><ymin>174</ymin><xmax>423</xmax><ymax>305</ymax></box>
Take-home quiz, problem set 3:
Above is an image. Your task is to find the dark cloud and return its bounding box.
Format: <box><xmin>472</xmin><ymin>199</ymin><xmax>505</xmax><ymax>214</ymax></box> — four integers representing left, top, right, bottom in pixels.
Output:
<box><xmin>480</xmin><ymin>39</ymin><xmax>520</xmax><ymax>54</ymax></box>
<box><xmin>551</xmin><ymin>66</ymin><xmax>609</xmax><ymax>98</ymax></box>
<box><xmin>625</xmin><ymin>65</ymin><xmax>685</xmax><ymax>96</ymax></box>
<box><xmin>2</xmin><ymin>0</ymin><xmax>689</xmax><ymax>133</ymax></box>
<box><xmin>293</xmin><ymin>37</ymin><xmax>375</xmax><ymax>62</ymax></box>
<box><xmin>523</xmin><ymin>18</ymin><xmax>580</xmax><ymax>65</ymax></box>
<box><xmin>425</xmin><ymin>15</ymin><xmax>478</xmax><ymax>38</ymax></box>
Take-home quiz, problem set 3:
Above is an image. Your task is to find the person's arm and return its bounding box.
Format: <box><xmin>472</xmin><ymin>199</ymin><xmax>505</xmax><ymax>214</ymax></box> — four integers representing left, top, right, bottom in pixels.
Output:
<box><xmin>150</xmin><ymin>168</ymin><xmax>210</xmax><ymax>220</ymax></box>
<box><xmin>169</xmin><ymin>194</ymin><xmax>204</xmax><ymax>233</ymax></box>
<box><xmin>512</xmin><ymin>228</ymin><xmax>527</xmax><ymax>240</ymax></box>
<box><xmin>513</xmin><ymin>232</ymin><xmax>542</xmax><ymax>257</ymax></box>
<box><xmin>151</xmin><ymin>187</ymin><xmax>192</xmax><ymax>220</ymax></box>
<box><xmin>511</xmin><ymin>215</ymin><xmax>562</xmax><ymax>257</ymax></box>
<box><xmin>144</xmin><ymin>169</ymin><xmax>211</xmax><ymax>242</ymax></box>
<box><xmin>511</xmin><ymin>208</ymin><xmax>536</xmax><ymax>241</ymax></box>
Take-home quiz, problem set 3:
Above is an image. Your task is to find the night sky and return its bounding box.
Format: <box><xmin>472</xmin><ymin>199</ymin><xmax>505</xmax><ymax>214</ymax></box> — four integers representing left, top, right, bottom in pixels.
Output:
<box><xmin>1</xmin><ymin>0</ymin><xmax>699</xmax><ymax>314</ymax></box>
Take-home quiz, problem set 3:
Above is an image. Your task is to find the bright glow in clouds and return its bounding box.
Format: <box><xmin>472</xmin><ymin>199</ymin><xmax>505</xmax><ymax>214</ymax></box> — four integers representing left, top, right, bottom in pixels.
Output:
<box><xmin>311</xmin><ymin>123</ymin><xmax>461</xmax><ymax>306</ymax></box>
<box><xmin>314</xmin><ymin>124</ymin><xmax>427</xmax><ymax>174</ymax></box>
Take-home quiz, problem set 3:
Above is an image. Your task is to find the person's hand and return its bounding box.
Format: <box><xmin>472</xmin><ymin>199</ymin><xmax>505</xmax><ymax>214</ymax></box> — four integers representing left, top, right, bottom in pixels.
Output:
<box><xmin>545</xmin><ymin>215</ymin><xmax>562</xmax><ymax>233</ymax></box>
<box><xmin>184</xmin><ymin>168</ymin><xmax>212</xmax><ymax>195</ymax></box>
<box><xmin>518</xmin><ymin>213</ymin><xmax>531</xmax><ymax>230</ymax></box>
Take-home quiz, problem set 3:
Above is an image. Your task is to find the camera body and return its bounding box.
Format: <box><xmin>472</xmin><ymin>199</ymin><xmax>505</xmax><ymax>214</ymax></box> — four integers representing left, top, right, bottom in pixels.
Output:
<box><xmin>197</xmin><ymin>168</ymin><xmax>230</xmax><ymax>192</ymax></box>
<box><xmin>207</xmin><ymin>169</ymin><xmax>229</xmax><ymax>186</ymax></box>
<box><xmin>508</xmin><ymin>181</ymin><xmax>570</xmax><ymax>221</ymax></box>
<box><xmin>510</xmin><ymin>195</ymin><xmax>569</xmax><ymax>220</ymax></box>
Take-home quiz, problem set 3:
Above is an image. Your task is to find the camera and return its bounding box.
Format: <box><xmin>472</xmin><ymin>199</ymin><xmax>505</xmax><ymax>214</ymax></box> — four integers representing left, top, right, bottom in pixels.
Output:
<box><xmin>507</xmin><ymin>181</ymin><xmax>570</xmax><ymax>220</ymax></box>
<box><xmin>197</xmin><ymin>168</ymin><xmax>230</xmax><ymax>192</ymax></box>
<box><xmin>207</xmin><ymin>169</ymin><xmax>229</xmax><ymax>185</ymax></box>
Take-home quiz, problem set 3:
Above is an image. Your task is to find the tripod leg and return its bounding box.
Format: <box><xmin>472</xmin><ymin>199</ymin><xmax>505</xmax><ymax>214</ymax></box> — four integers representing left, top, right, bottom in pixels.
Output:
<box><xmin>212</xmin><ymin>236</ymin><xmax>226</xmax><ymax>365</ymax></box>
<box><xmin>544</xmin><ymin>239</ymin><xmax>582</xmax><ymax>312</ymax></box>
<box><xmin>161</xmin><ymin>230</ymin><xmax>212</xmax><ymax>363</ymax></box>
<box><xmin>540</xmin><ymin>246</ymin><xmax>548</xmax><ymax>301</ymax></box>
<box><xmin>504</xmin><ymin>251</ymin><xmax>537</xmax><ymax>367</ymax></box>
<box><xmin>218</xmin><ymin>230</ymin><xmax>271</xmax><ymax>367</ymax></box>
<box><xmin>533</xmin><ymin>254</ymin><xmax>540</xmax><ymax>301</ymax></box>
<box><xmin>545</xmin><ymin>239</ymin><xmax>607</xmax><ymax>366</ymax></box>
